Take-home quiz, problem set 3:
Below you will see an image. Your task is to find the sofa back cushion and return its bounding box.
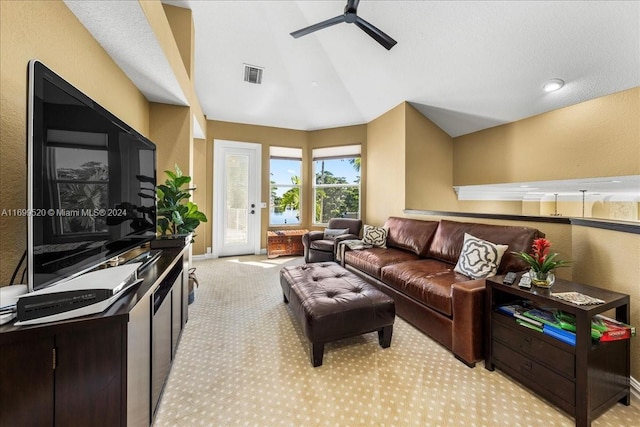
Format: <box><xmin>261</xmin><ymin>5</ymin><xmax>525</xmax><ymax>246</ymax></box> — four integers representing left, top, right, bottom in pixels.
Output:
<box><xmin>383</xmin><ymin>217</ymin><xmax>439</xmax><ymax>257</ymax></box>
<box><xmin>427</xmin><ymin>220</ymin><xmax>544</xmax><ymax>274</ymax></box>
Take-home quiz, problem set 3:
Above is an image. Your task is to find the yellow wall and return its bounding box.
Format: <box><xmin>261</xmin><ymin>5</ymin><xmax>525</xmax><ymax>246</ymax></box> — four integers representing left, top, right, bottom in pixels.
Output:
<box><xmin>192</xmin><ymin>138</ymin><xmax>208</xmax><ymax>255</ymax></box>
<box><xmin>405</xmin><ymin>103</ymin><xmax>458</xmax><ymax>212</ymax></box>
<box><xmin>453</xmin><ymin>87</ymin><xmax>640</xmax><ymax>186</ymax></box>
<box><xmin>572</xmin><ymin>226</ymin><xmax>640</xmax><ymax>381</ymax></box>
<box><xmin>365</xmin><ymin>103</ymin><xmax>407</xmax><ymax>225</ymax></box>
<box><xmin>151</xmin><ymin>104</ymin><xmax>192</xmax><ymax>178</ymax></box>
<box><xmin>0</xmin><ymin>0</ymin><xmax>150</xmax><ymax>284</ymax></box>
<box><xmin>162</xmin><ymin>4</ymin><xmax>194</xmax><ymax>79</ymax></box>
<box><xmin>138</xmin><ymin>1</ymin><xmax>204</xmax><ymax>131</ymax></box>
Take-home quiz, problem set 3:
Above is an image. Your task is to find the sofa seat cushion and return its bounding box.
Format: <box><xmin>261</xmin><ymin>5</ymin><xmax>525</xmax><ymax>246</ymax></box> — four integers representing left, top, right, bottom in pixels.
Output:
<box><xmin>344</xmin><ymin>248</ymin><xmax>420</xmax><ymax>279</ymax></box>
<box><xmin>381</xmin><ymin>260</ymin><xmax>474</xmax><ymax>317</ymax></box>
<box><xmin>310</xmin><ymin>239</ymin><xmax>335</xmax><ymax>252</ymax></box>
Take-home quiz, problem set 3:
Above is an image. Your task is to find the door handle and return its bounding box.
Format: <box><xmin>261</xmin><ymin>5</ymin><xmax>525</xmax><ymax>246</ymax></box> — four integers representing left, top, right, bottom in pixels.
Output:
<box><xmin>251</xmin><ymin>203</ymin><xmax>256</xmax><ymax>208</ymax></box>
<box><xmin>250</xmin><ymin>210</ymin><xmax>255</xmax><ymax>214</ymax></box>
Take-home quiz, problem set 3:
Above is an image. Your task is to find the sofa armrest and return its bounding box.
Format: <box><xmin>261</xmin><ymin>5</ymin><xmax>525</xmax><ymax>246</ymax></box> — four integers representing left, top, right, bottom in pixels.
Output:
<box><xmin>332</xmin><ymin>234</ymin><xmax>360</xmax><ymax>264</ymax></box>
<box><xmin>333</xmin><ymin>233</ymin><xmax>359</xmax><ymax>245</ymax></box>
<box><xmin>451</xmin><ymin>279</ymin><xmax>486</xmax><ymax>366</ymax></box>
<box><xmin>302</xmin><ymin>231</ymin><xmax>324</xmax><ymax>247</ymax></box>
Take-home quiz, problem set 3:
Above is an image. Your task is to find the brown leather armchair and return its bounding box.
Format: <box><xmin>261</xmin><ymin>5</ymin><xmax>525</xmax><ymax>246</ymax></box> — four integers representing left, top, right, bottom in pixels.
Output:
<box><xmin>302</xmin><ymin>218</ymin><xmax>363</xmax><ymax>263</ymax></box>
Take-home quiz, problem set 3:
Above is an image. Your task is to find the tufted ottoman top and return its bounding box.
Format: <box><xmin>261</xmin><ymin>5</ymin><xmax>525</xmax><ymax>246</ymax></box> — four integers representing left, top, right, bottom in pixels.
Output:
<box><xmin>280</xmin><ymin>262</ymin><xmax>395</xmax><ymax>343</ymax></box>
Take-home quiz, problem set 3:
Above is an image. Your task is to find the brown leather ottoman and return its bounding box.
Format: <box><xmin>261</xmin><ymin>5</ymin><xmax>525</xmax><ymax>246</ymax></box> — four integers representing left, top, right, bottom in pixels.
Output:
<box><xmin>280</xmin><ymin>262</ymin><xmax>395</xmax><ymax>367</ymax></box>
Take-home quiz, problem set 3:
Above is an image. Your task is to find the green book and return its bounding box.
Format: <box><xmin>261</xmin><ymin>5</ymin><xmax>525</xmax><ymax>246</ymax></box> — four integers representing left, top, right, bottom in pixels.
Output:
<box><xmin>516</xmin><ymin>319</ymin><xmax>543</xmax><ymax>333</ymax></box>
<box><xmin>523</xmin><ymin>308</ymin><xmax>562</xmax><ymax>327</ymax></box>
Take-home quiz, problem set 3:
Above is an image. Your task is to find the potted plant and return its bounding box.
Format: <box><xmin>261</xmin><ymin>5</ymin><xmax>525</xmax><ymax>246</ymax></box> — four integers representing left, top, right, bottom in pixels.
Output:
<box><xmin>513</xmin><ymin>238</ymin><xmax>571</xmax><ymax>288</ymax></box>
<box><xmin>156</xmin><ymin>165</ymin><xmax>207</xmax><ymax>240</ymax></box>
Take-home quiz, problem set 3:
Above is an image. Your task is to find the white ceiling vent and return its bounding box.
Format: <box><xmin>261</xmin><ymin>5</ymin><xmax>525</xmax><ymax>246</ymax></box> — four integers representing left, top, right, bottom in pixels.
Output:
<box><xmin>243</xmin><ymin>64</ymin><xmax>264</xmax><ymax>84</ymax></box>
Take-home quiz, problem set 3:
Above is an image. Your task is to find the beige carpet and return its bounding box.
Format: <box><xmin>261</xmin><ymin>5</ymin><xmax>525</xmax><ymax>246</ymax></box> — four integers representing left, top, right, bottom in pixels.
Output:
<box><xmin>153</xmin><ymin>255</ymin><xmax>639</xmax><ymax>427</ymax></box>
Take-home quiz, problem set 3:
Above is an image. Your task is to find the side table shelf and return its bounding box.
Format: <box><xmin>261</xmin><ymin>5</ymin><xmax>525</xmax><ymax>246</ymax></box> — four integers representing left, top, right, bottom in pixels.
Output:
<box><xmin>485</xmin><ymin>274</ymin><xmax>630</xmax><ymax>427</ymax></box>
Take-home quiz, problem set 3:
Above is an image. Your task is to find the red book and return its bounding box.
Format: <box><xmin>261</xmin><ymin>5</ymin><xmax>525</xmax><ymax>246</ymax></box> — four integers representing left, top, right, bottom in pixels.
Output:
<box><xmin>595</xmin><ymin>314</ymin><xmax>636</xmax><ymax>342</ymax></box>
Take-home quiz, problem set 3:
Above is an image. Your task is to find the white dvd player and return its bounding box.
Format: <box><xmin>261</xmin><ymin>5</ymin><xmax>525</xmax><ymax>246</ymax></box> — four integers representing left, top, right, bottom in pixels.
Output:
<box><xmin>15</xmin><ymin>263</ymin><xmax>143</xmax><ymax>326</ymax></box>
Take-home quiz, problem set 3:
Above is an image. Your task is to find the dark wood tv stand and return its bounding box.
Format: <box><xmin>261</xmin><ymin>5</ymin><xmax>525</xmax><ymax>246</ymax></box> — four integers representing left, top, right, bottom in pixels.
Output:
<box><xmin>485</xmin><ymin>274</ymin><xmax>631</xmax><ymax>427</ymax></box>
<box><xmin>0</xmin><ymin>244</ymin><xmax>190</xmax><ymax>426</ymax></box>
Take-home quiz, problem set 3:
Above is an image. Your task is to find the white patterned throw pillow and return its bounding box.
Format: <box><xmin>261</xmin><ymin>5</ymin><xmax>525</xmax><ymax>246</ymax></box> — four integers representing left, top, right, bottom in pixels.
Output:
<box><xmin>362</xmin><ymin>225</ymin><xmax>388</xmax><ymax>248</ymax></box>
<box><xmin>454</xmin><ymin>233</ymin><xmax>508</xmax><ymax>279</ymax></box>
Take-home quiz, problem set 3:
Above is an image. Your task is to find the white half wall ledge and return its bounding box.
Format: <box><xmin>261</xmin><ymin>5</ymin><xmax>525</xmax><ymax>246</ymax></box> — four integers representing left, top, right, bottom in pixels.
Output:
<box><xmin>454</xmin><ymin>175</ymin><xmax>640</xmax><ymax>202</ymax></box>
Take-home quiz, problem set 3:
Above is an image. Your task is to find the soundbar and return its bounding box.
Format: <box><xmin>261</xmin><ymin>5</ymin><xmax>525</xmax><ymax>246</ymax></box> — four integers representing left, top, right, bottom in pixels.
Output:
<box><xmin>15</xmin><ymin>263</ymin><xmax>143</xmax><ymax>325</ymax></box>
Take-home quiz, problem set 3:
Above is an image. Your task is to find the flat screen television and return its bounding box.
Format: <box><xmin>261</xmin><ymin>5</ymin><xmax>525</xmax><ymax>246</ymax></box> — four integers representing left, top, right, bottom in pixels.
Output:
<box><xmin>27</xmin><ymin>60</ymin><xmax>157</xmax><ymax>292</ymax></box>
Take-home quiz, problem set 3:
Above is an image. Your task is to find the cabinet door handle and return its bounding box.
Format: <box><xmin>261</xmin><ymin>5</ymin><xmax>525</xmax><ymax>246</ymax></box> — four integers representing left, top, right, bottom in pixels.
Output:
<box><xmin>520</xmin><ymin>337</ymin><xmax>532</xmax><ymax>352</ymax></box>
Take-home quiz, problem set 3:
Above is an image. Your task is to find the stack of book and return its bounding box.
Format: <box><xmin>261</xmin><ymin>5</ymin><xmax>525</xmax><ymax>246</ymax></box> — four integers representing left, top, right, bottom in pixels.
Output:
<box><xmin>593</xmin><ymin>314</ymin><xmax>636</xmax><ymax>342</ymax></box>
<box><xmin>522</xmin><ymin>308</ymin><xmax>577</xmax><ymax>346</ymax></box>
<box><xmin>496</xmin><ymin>302</ymin><xmax>635</xmax><ymax>346</ymax></box>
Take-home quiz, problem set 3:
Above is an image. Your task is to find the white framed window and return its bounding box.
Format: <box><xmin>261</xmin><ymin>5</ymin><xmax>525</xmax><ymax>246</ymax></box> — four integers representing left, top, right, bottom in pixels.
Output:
<box><xmin>269</xmin><ymin>147</ymin><xmax>302</xmax><ymax>226</ymax></box>
<box><xmin>312</xmin><ymin>145</ymin><xmax>361</xmax><ymax>225</ymax></box>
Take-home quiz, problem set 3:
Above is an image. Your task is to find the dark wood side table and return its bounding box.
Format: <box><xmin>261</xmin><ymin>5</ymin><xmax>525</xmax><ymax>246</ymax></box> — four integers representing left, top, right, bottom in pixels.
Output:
<box><xmin>485</xmin><ymin>274</ymin><xmax>630</xmax><ymax>427</ymax></box>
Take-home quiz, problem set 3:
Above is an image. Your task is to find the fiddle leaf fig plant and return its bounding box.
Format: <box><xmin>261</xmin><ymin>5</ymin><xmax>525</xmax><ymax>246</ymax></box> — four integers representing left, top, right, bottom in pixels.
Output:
<box><xmin>157</xmin><ymin>165</ymin><xmax>207</xmax><ymax>239</ymax></box>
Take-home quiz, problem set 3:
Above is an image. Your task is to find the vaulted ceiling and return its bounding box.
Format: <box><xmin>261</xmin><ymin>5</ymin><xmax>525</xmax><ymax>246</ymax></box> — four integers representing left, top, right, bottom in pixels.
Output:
<box><xmin>67</xmin><ymin>1</ymin><xmax>639</xmax><ymax>138</ymax></box>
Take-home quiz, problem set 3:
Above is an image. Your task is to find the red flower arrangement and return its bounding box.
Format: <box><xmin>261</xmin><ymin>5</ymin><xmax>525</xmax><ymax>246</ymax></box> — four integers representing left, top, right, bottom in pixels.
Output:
<box><xmin>513</xmin><ymin>238</ymin><xmax>571</xmax><ymax>274</ymax></box>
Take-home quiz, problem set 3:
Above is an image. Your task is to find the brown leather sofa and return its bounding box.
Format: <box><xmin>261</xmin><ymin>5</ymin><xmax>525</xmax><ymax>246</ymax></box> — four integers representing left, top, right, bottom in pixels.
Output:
<box><xmin>342</xmin><ymin>217</ymin><xmax>544</xmax><ymax>367</ymax></box>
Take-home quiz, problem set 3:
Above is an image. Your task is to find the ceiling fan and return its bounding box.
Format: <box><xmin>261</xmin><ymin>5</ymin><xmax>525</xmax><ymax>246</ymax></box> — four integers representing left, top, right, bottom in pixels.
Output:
<box><xmin>290</xmin><ymin>0</ymin><xmax>397</xmax><ymax>50</ymax></box>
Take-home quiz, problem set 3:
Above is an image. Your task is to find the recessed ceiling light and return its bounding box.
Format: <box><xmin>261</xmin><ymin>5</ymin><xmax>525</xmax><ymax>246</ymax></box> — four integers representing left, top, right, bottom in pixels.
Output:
<box><xmin>311</xmin><ymin>81</ymin><xmax>318</xmax><ymax>87</ymax></box>
<box><xmin>543</xmin><ymin>78</ymin><xmax>565</xmax><ymax>92</ymax></box>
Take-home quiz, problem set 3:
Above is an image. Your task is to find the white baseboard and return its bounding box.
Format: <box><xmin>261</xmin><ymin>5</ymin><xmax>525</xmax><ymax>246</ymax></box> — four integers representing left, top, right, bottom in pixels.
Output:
<box><xmin>192</xmin><ymin>251</ymin><xmax>269</xmax><ymax>260</ymax></box>
<box><xmin>631</xmin><ymin>376</ymin><xmax>640</xmax><ymax>400</ymax></box>
<box><xmin>192</xmin><ymin>253</ymin><xmax>215</xmax><ymax>260</ymax></box>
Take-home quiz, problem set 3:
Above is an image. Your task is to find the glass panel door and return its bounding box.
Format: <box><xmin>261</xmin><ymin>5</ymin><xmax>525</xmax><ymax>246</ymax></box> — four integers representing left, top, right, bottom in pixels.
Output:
<box><xmin>224</xmin><ymin>153</ymin><xmax>249</xmax><ymax>246</ymax></box>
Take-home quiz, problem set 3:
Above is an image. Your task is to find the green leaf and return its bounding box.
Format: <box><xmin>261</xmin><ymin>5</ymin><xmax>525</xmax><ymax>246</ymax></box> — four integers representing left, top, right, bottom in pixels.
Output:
<box><xmin>174</xmin><ymin>175</ymin><xmax>191</xmax><ymax>188</ymax></box>
<box><xmin>191</xmin><ymin>211</ymin><xmax>207</xmax><ymax>222</ymax></box>
<box><xmin>171</xmin><ymin>210</ymin><xmax>184</xmax><ymax>226</ymax></box>
<box><xmin>164</xmin><ymin>170</ymin><xmax>177</xmax><ymax>181</ymax></box>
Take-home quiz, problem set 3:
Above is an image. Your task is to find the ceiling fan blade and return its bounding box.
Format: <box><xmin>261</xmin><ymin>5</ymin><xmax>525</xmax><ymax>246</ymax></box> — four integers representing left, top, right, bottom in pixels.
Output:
<box><xmin>290</xmin><ymin>15</ymin><xmax>345</xmax><ymax>39</ymax></box>
<box><xmin>347</xmin><ymin>0</ymin><xmax>360</xmax><ymax>11</ymax></box>
<box><xmin>355</xmin><ymin>16</ymin><xmax>397</xmax><ymax>50</ymax></box>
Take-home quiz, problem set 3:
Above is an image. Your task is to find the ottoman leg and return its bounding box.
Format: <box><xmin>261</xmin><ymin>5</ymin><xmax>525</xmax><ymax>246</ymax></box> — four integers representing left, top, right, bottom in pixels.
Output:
<box><xmin>283</xmin><ymin>293</ymin><xmax>289</xmax><ymax>303</ymax></box>
<box><xmin>310</xmin><ymin>342</ymin><xmax>324</xmax><ymax>367</ymax></box>
<box><xmin>378</xmin><ymin>325</ymin><xmax>393</xmax><ymax>348</ymax></box>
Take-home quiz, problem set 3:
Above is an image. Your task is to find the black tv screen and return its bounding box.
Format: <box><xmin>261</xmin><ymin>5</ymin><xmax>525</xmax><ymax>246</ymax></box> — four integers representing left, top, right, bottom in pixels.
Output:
<box><xmin>27</xmin><ymin>60</ymin><xmax>157</xmax><ymax>291</ymax></box>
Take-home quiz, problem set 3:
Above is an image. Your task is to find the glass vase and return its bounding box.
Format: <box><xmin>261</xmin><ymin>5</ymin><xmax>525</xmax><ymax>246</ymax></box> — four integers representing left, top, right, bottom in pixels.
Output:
<box><xmin>530</xmin><ymin>269</ymin><xmax>555</xmax><ymax>288</ymax></box>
